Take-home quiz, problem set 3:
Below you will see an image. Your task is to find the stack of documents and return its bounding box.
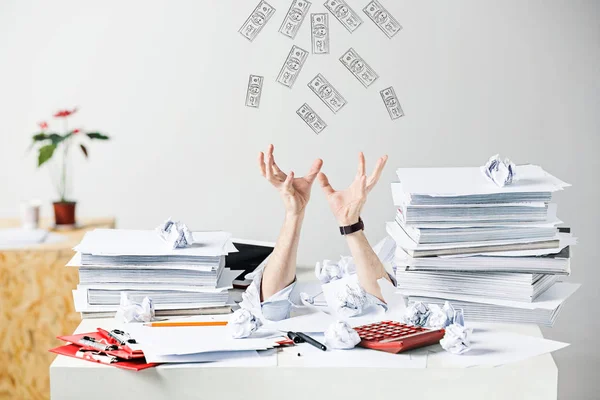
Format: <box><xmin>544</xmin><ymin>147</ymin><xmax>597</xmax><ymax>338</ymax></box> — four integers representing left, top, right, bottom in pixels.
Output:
<box><xmin>387</xmin><ymin>164</ymin><xmax>579</xmax><ymax>325</ymax></box>
<box><xmin>68</xmin><ymin>229</ymin><xmax>238</xmax><ymax>318</ymax></box>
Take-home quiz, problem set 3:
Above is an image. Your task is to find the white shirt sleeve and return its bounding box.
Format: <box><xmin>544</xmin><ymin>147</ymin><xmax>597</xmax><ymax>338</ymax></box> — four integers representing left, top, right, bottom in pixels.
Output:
<box><xmin>238</xmin><ymin>265</ymin><xmax>296</xmax><ymax>322</ymax></box>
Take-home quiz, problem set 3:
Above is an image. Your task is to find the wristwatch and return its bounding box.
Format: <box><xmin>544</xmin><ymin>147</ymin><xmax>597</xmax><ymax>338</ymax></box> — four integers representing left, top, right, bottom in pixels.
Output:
<box><xmin>339</xmin><ymin>217</ymin><xmax>364</xmax><ymax>236</ymax></box>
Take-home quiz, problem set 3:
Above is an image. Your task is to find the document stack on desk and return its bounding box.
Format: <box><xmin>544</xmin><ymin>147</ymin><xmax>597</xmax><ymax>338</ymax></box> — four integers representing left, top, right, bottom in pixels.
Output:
<box><xmin>387</xmin><ymin>164</ymin><xmax>579</xmax><ymax>326</ymax></box>
<box><xmin>68</xmin><ymin>229</ymin><xmax>238</xmax><ymax>318</ymax></box>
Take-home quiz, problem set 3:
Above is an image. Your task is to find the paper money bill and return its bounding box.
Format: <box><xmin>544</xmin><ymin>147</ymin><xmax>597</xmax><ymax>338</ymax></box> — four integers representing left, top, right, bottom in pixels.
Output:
<box><xmin>297</xmin><ymin>103</ymin><xmax>327</xmax><ymax>134</ymax></box>
<box><xmin>276</xmin><ymin>45</ymin><xmax>309</xmax><ymax>88</ymax></box>
<box><xmin>363</xmin><ymin>0</ymin><xmax>402</xmax><ymax>39</ymax></box>
<box><xmin>311</xmin><ymin>13</ymin><xmax>329</xmax><ymax>54</ymax></box>
<box><xmin>323</xmin><ymin>0</ymin><xmax>362</xmax><ymax>33</ymax></box>
<box><xmin>380</xmin><ymin>86</ymin><xmax>404</xmax><ymax>120</ymax></box>
<box><xmin>279</xmin><ymin>0</ymin><xmax>311</xmax><ymax>39</ymax></box>
<box><xmin>245</xmin><ymin>75</ymin><xmax>264</xmax><ymax>108</ymax></box>
<box><xmin>307</xmin><ymin>74</ymin><xmax>347</xmax><ymax>113</ymax></box>
<box><xmin>339</xmin><ymin>48</ymin><xmax>378</xmax><ymax>88</ymax></box>
<box><xmin>239</xmin><ymin>1</ymin><xmax>276</xmax><ymax>42</ymax></box>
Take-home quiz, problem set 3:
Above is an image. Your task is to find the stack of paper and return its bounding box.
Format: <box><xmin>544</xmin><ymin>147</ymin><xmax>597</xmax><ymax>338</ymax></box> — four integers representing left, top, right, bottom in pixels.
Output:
<box><xmin>68</xmin><ymin>229</ymin><xmax>238</xmax><ymax>318</ymax></box>
<box><xmin>410</xmin><ymin>282</ymin><xmax>580</xmax><ymax>326</ymax></box>
<box><xmin>387</xmin><ymin>163</ymin><xmax>579</xmax><ymax>325</ymax></box>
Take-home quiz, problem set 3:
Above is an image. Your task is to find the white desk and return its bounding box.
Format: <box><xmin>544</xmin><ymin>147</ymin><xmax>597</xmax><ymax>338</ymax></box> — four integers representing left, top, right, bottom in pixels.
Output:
<box><xmin>50</xmin><ymin>268</ymin><xmax>558</xmax><ymax>400</ymax></box>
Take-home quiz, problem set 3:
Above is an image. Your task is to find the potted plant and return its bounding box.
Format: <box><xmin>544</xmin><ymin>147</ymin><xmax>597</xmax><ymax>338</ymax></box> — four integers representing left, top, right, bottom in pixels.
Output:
<box><xmin>29</xmin><ymin>107</ymin><xmax>110</xmax><ymax>227</ymax></box>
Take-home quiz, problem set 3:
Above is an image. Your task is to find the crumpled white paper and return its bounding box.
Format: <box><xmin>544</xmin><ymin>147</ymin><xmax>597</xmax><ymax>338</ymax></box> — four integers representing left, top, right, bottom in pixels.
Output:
<box><xmin>325</xmin><ymin>320</ymin><xmax>361</xmax><ymax>350</ymax></box>
<box><xmin>335</xmin><ymin>281</ymin><xmax>369</xmax><ymax>318</ymax></box>
<box><xmin>426</xmin><ymin>301</ymin><xmax>456</xmax><ymax>329</ymax></box>
<box><xmin>402</xmin><ymin>301</ymin><xmax>431</xmax><ymax>327</ymax></box>
<box><xmin>482</xmin><ymin>154</ymin><xmax>516</xmax><ymax>187</ymax></box>
<box><xmin>315</xmin><ymin>259</ymin><xmax>344</xmax><ymax>284</ymax></box>
<box><xmin>229</xmin><ymin>308</ymin><xmax>263</xmax><ymax>339</ymax></box>
<box><xmin>315</xmin><ymin>256</ymin><xmax>356</xmax><ymax>284</ymax></box>
<box><xmin>114</xmin><ymin>292</ymin><xmax>155</xmax><ymax>323</ymax></box>
<box><xmin>156</xmin><ymin>217</ymin><xmax>194</xmax><ymax>249</ymax></box>
<box><xmin>440</xmin><ymin>323</ymin><xmax>472</xmax><ymax>355</ymax></box>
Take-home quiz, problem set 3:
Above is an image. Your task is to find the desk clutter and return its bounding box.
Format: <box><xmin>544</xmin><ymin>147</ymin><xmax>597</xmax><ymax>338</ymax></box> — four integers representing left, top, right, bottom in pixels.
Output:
<box><xmin>387</xmin><ymin>159</ymin><xmax>580</xmax><ymax>326</ymax></box>
<box><xmin>67</xmin><ymin>225</ymin><xmax>239</xmax><ymax>319</ymax></box>
<box><xmin>50</xmin><ymin>159</ymin><xmax>579</xmax><ymax>371</ymax></box>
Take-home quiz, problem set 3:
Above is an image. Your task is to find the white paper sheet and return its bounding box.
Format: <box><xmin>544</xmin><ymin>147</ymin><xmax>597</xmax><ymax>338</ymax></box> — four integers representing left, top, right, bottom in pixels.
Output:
<box><xmin>73</xmin><ymin>289</ymin><xmax>228</xmax><ymax>312</ymax></box>
<box><xmin>74</xmin><ymin>229</ymin><xmax>234</xmax><ymax>256</ymax></box>
<box><xmin>395</xmin><ymin>165</ymin><xmax>570</xmax><ymax>197</ymax></box>
<box><xmin>427</xmin><ymin>325</ymin><xmax>568</xmax><ymax>367</ymax></box>
<box><xmin>399</xmin><ymin>204</ymin><xmax>562</xmax><ymax>229</ymax></box>
<box><xmin>144</xmin><ymin>349</ymin><xmax>277</xmax><ymax>367</ymax></box>
<box><xmin>76</xmin><ymin>267</ymin><xmax>238</xmax><ymax>292</ymax></box>
<box><xmin>122</xmin><ymin>318</ymin><xmax>284</xmax><ymax>356</ymax></box>
<box><xmin>387</xmin><ymin>222</ymin><xmax>559</xmax><ymax>251</ymax></box>
<box><xmin>290</xmin><ymin>333</ymin><xmax>427</xmax><ymax>368</ymax></box>
<box><xmin>399</xmin><ymin>282</ymin><xmax>580</xmax><ymax>310</ymax></box>
<box><xmin>66</xmin><ymin>252</ymin><xmax>217</xmax><ymax>271</ymax></box>
<box><xmin>0</xmin><ymin>229</ymin><xmax>66</xmax><ymax>250</ymax></box>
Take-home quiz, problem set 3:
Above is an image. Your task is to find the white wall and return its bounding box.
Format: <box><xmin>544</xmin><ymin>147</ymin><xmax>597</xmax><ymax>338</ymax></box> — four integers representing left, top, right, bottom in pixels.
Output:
<box><xmin>1</xmin><ymin>1</ymin><xmax>599</xmax><ymax>397</ymax></box>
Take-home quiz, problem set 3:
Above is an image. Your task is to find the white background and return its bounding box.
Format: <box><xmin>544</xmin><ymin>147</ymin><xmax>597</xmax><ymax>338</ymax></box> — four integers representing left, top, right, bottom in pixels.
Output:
<box><xmin>0</xmin><ymin>1</ymin><xmax>598</xmax><ymax>397</ymax></box>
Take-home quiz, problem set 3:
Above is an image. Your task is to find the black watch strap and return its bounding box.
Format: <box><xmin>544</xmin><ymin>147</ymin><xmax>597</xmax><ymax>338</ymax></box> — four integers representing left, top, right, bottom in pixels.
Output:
<box><xmin>339</xmin><ymin>217</ymin><xmax>364</xmax><ymax>235</ymax></box>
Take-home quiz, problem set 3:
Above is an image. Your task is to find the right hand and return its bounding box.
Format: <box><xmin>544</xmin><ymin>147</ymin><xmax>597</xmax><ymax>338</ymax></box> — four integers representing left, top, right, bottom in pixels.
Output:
<box><xmin>258</xmin><ymin>144</ymin><xmax>323</xmax><ymax>216</ymax></box>
<box><xmin>318</xmin><ymin>152</ymin><xmax>388</xmax><ymax>226</ymax></box>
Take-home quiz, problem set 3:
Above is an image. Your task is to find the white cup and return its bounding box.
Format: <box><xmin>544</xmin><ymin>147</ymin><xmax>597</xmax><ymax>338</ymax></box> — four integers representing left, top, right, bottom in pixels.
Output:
<box><xmin>20</xmin><ymin>200</ymin><xmax>41</xmax><ymax>230</ymax></box>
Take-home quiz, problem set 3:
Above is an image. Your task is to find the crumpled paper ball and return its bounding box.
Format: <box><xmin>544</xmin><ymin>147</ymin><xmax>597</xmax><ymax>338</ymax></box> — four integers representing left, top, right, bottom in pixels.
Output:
<box><xmin>315</xmin><ymin>259</ymin><xmax>344</xmax><ymax>284</ymax></box>
<box><xmin>229</xmin><ymin>308</ymin><xmax>263</xmax><ymax>339</ymax></box>
<box><xmin>482</xmin><ymin>154</ymin><xmax>516</xmax><ymax>187</ymax></box>
<box><xmin>314</xmin><ymin>256</ymin><xmax>357</xmax><ymax>284</ymax></box>
<box><xmin>426</xmin><ymin>301</ymin><xmax>456</xmax><ymax>329</ymax></box>
<box><xmin>440</xmin><ymin>323</ymin><xmax>472</xmax><ymax>355</ymax></box>
<box><xmin>335</xmin><ymin>282</ymin><xmax>369</xmax><ymax>318</ymax></box>
<box><xmin>402</xmin><ymin>301</ymin><xmax>431</xmax><ymax>327</ymax></box>
<box><xmin>156</xmin><ymin>217</ymin><xmax>194</xmax><ymax>249</ymax></box>
<box><xmin>325</xmin><ymin>321</ymin><xmax>361</xmax><ymax>350</ymax></box>
<box><xmin>114</xmin><ymin>292</ymin><xmax>155</xmax><ymax>323</ymax></box>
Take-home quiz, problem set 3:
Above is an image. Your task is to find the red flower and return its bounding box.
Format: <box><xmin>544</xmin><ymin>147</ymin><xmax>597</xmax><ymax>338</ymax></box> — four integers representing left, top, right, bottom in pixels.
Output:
<box><xmin>38</xmin><ymin>121</ymin><xmax>48</xmax><ymax>130</ymax></box>
<box><xmin>53</xmin><ymin>107</ymin><xmax>78</xmax><ymax>118</ymax></box>
<box><xmin>73</xmin><ymin>129</ymin><xmax>80</xmax><ymax>134</ymax></box>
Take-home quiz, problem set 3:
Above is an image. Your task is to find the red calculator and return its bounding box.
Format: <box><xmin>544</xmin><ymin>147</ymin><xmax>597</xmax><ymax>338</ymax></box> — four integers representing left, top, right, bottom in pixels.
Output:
<box><xmin>353</xmin><ymin>321</ymin><xmax>445</xmax><ymax>354</ymax></box>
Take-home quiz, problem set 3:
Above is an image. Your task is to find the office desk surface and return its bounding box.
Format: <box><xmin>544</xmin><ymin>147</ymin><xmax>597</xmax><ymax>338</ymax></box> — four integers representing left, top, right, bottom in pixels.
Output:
<box><xmin>50</xmin><ymin>321</ymin><xmax>557</xmax><ymax>400</ymax></box>
<box><xmin>50</xmin><ymin>267</ymin><xmax>558</xmax><ymax>400</ymax></box>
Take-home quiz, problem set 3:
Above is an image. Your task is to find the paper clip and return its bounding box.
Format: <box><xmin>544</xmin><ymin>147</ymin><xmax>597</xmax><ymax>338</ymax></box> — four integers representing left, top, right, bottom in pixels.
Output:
<box><xmin>75</xmin><ymin>349</ymin><xmax>118</xmax><ymax>364</ymax></box>
<box><xmin>108</xmin><ymin>329</ymin><xmax>137</xmax><ymax>346</ymax></box>
<box><xmin>78</xmin><ymin>336</ymin><xmax>118</xmax><ymax>352</ymax></box>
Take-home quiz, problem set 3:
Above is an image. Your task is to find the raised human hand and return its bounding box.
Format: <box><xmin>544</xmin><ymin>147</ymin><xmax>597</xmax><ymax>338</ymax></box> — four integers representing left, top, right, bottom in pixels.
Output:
<box><xmin>258</xmin><ymin>144</ymin><xmax>323</xmax><ymax>216</ymax></box>
<box><xmin>318</xmin><ymin>152</ymin><xmax>388</xmax><ymax>226</ymax></box>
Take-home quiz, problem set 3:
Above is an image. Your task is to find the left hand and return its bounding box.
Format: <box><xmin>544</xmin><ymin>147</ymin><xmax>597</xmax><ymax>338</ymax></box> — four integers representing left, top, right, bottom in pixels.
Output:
<box><xmin>318</xmin><ymin>152</ymin><xmax>388</xmax><ymax>226</ymax></box>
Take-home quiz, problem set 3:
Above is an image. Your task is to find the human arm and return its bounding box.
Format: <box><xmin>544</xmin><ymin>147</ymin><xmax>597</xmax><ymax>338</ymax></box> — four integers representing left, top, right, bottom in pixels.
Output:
<box><xmin>258</xmin><ymin>144</ymin><xmax>323</xmax><ymax>300</ymax></box>
<box><xmin>318</xmin><ymin>152</ymin><xmax>389</xmax><ymax>301</ymax></box>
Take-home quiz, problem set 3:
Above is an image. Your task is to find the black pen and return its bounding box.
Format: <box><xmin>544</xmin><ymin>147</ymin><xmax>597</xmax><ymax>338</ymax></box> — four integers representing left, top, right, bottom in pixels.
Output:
<box><xmin>295</xmin><ymin>332</ymin><xmax>327</xmax><ymax>351</ymax></box>
<box><xmin>287</xmin><ymin>331</ymin><xmax>303</xmax><ymax>344</ymax></box>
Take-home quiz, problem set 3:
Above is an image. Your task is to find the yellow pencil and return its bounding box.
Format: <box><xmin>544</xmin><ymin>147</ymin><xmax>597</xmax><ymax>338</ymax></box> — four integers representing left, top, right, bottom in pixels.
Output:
<box><xmin>145</xmin><ymin>321</ymin><xmax>228</xmax><ymax>327</ymax></box>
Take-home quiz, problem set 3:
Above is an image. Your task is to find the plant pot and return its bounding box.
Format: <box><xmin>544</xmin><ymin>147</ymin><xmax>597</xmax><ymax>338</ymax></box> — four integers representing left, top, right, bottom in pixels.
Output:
<box><xmin>53</xmin><ymin>201</ymin><xmax>77</xmax><ymax>226</ymax></box>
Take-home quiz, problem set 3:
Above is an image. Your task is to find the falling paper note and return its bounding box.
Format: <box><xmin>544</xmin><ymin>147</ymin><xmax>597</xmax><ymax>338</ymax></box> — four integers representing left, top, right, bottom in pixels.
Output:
<box><xmin>324</xmin><ymin>0</ymin><xmax>363</xmax><ymax>33</ymax></box>
<box><xmin>279</xmin><ymin>0</ymin><xmax>311</xmax><ymax>39</ymax></box>
<box><xmin>239</xmin><ymin>1</ymin><xmax>276</xmax><ymax>42</ymax></box>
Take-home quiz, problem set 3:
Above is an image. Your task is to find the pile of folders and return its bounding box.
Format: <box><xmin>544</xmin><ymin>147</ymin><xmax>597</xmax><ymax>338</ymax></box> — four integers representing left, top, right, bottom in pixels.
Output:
<box><xmin>68</xmin><ymin>229</ymin><xmax>238</xmax><ymax>318</ymax></box>
<box><xmin>386</xmin><ymin>164</ymin><xmax>580</xmax><ymax>326</ymax></box>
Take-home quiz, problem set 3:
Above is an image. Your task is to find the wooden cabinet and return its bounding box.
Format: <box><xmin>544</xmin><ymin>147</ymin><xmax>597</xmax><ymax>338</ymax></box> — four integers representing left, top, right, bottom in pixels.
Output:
<box><xmin>0</xmin><ymin>218</ymin><xmax>115</xmax><ymax>400</ymax></box>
